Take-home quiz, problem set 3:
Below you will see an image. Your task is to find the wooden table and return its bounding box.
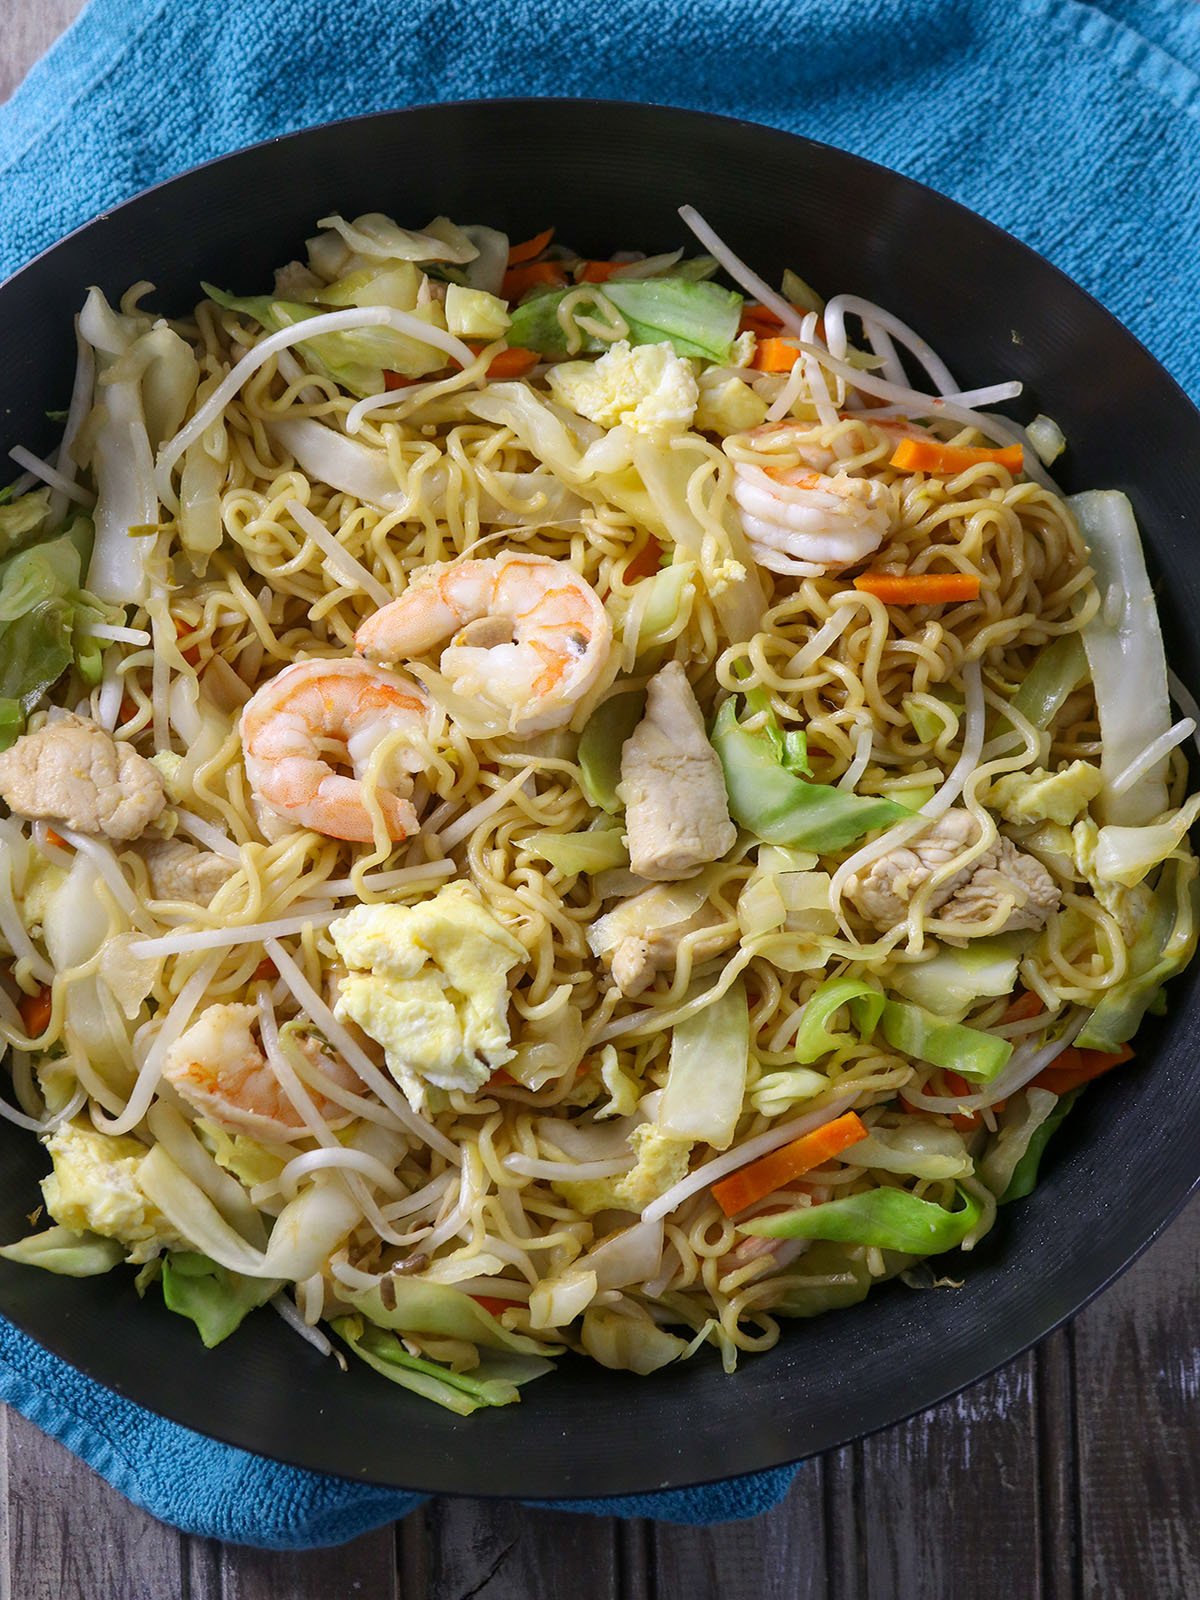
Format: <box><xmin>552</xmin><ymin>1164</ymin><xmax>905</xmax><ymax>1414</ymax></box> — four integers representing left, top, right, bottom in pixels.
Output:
<box><xmin>4</xmin><ymin>7</ymin><xmax>1200</xmax><ymax>1595</ymax></box>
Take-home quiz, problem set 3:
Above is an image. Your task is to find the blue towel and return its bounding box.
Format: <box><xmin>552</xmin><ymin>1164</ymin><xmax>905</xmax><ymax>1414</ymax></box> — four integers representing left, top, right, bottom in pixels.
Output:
<box><xmin>0</xmin><ymin>0</ymin><xmax>1197</xmax><ymax>1549</ymax></box>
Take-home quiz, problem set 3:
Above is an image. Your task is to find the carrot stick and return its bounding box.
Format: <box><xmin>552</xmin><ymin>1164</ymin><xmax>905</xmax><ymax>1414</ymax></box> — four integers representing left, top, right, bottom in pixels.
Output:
<box><xmin>623</xmin><ymin>533</ymin><xmax>663</xmax><ymax>582</ymax></box>
<box><xmin>383</xmin><ymin>369</ymin><xmax>418</xmax><ymax>391</ymax></box>
<box><xmin>1000</xmin><ymin>990</ymin><xmax>1045</xmax><ymax>1026</ymax></box>
<box><xmin>501</xmin><ymin>260</ymin><xmax>568</xmax><ymax>301</ymax></box>
<box><xmin>739</xmin><ymin>305</ymin><xmax>783</xmax><ymax>335</ymax></box>
<box><xmin>890</xmin><ymin>437</ymin><xmax>1024</xmax><ymax>475</ymax></box>
<box><xmin>173</xmin><ymin>615</ymin><xmax>202</xmax><ymax>667</ymax></box>
<box><xmin>853</xmin><ymin>572</ymin><xmax>982</xmax><ymax>605</ymax></box>
<box><xmin>750</xmin><ymin>337</ymin><xmax>802</xmax><ymax>373</ymax></box>
<box><xmin>577</xmin><ymin>260</ymin><xmax>623</xmax><ymax>283</ymax></box>
<box><xmin>44</xmin><ymin>828</ymin><xmax>70</xmax><ymax>851</ymax></box>
<box><xmin>711</xmin><ymin>1112</ymin><xmax>867</xmax><ymax>1217</ymax></box>
<box><xmin>18</xmin><ymin>986</ymin><xmax>51</xmax><ymax>1038</ymax></box>
<box><xmin>507</xmin><ymin>228</ymin><xmax>555</xmax><ymax>266</ymax></box>
<box><xmin>1033</xmin><ymin>1044</ymin><xmax>1134</xmax><ymax>1097</ymax></box>
<box><xmin>474</xmin><ymin>346</ymin><xmax>539</xmax><ymax>379</ymax></box>
<box><xmin>471</xmin><ymin>1295</ymin><xmax>514</xmax><ymax>1317</ymax></box>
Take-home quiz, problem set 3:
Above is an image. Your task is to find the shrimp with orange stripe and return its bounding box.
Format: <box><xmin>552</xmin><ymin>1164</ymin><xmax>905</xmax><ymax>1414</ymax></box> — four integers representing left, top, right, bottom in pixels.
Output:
<box><xmin>240</xmin><ymin>658</ymin><xmax>432</xmax><ymax>843</ymax></box>
<box><xmin>354</xmin><ymin>552</ymin><xmax>613</xmax><ymax>735</ymax></box>
<box><xmin>727</xmin><ymin>419</ymin><xmax>918</xmax><ymax>577</ymax></box>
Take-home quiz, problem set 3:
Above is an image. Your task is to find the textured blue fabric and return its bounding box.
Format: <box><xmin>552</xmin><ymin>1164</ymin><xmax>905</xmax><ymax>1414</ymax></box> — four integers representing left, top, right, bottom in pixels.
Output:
<box><xmin>0</xmin><ymin>1314</ymin><xmax>795</xmax><ymax>1542</ymax></box>
<box><xmin>3</xmin><ymin>0</ymin><xmax>1200</xmax><ymax>393</ymax></box>
<box><xmin>0</xmin><ymin>0</ymin><xmax>1195</xmax><ymax>1550</ymax></box>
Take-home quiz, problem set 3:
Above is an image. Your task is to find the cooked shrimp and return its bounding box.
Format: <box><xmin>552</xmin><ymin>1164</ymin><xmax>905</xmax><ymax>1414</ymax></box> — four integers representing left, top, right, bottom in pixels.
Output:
<box><xmin>240</xmin><ymin>658</ymin><xmax>430</xmax><ymax>843</ymax></box>
<box><xmin>354</xmin><ymin>552</ymin><xmax>612</xmax><ymax>735</ymax></box>
<box><xmin>728</xmin><ymin>423</ymin><xmax>897</xmax><ymax>577</ymax></box>
<box><xmin>163</xmin><ymin>1002</ymin><xmax>361</xmax><ymax>1142</ymax></box>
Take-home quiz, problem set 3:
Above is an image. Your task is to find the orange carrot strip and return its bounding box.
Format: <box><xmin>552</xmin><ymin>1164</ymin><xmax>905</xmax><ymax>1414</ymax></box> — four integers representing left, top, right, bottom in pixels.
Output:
<box><xmin>44</xmin><ymin>828</ymin><xmax>70</xmax><ymax>851</ymax></box>
<box><xmin>507</xmin><ymin>228</ymin><xmax>555</xmax><ymax>266</ymax></box>
<box><xmin>577</xmin><ymin>260</ymin><xmax>624</xmax><ymax>283</ymax></box>
<box><xmin>383</xmin><ymin>369</ymin><xmax>418</xmax><ymax>391</ymax></box>
<box><xmin>1000</xmin><ymin>990</ymin><xmax>1045</xmax><ymax>1026</ymax></box>
<box><xmin>890</xmin><ymin>437</ymin><xmax>1024</xmax><ymax>475</ymax></box>
<box><xmin>173</xmin><ymin>616</ymin><xmax>202</xmax><ymax>667</ymax></box>
<box><xmin>711</xmin><ymin>1112</ymin><xmax>868</xmax><ymax>1217</ymax></box>
<box><xmin>1033</xmin><ymin>1044</ymin><xmax>1134</xmax><ymax>1097</ymax></box>
<box><xmin>739</xmin><ymin>305</ymin><xmax>783</xmax><ymax>335</ymax></box>
<box><xmin>501</xmin><ymin>260</ymin><xmax>568</xmax><ymax>300</ymax></box>
<box><xmin>623</xmin><ymin>533</ymin><xmax>663</xmax><ymax>583</ymax></box>
<box><xmin>936</xmin><ymin>1070</ymin><xmax>1006</xmax><ymax>1128</ymax></box>
<box><xmin>469</xmin><ymin>345</ymin><xmax>539</xmax><ymax>379</ymax></box>
<box><xmin>852</xmin><ymin>573</ymin><xmax>981</xmax><ymax>605</ymax></box>
<box><xmin>750</xmin><ymin>337</ymin><xmax>802</xmax><ymax>373</ymax></box>
<box><xmin>251</xmin><ymin>957</ymin><xmax>278</xmax><ymax>984</ymax></box>
<box><xmin>471</xmin><ymin>1295</ymin><xmax>514</xmax><ymax>1317</ymax></box>
<box><xmin>18</xmin><ymin>986</ymin><xmax>52</xmax><ymax>1038</ymax></box>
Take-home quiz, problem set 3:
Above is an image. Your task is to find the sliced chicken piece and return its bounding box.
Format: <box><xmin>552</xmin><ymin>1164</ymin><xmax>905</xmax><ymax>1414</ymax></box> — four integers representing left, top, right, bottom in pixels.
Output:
<box><xmin>845</xmin><ymin>807</ymin><xmax>1059</xmax><ymax>935</ymax></box>
<box><xmin>939</xmin><ymin>836</ymin><xmax>1061</xmax><ymax>933</ymax></box>
<box><xmin>139</xmin><ymin>837</ymin><xmax>236</xmax><ymax>903</ymax></box>
<box><xmin>0</xmin><ymin>714</ymin><xmax>165</xmax><ymax>841</ymax></box>
<box><xmin>588</xmin><ymin>885</ymin><xmax>737</xmax><ymax>999</ymax></box>
<box><xmin>618</xmin><ymin>661</ymin><xmax>736</xmax><ymax>881</ymax></box>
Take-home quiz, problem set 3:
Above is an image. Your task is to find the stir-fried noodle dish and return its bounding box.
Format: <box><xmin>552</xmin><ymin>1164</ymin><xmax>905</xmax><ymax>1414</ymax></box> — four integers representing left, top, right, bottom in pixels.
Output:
<box><xmin>0</xmin><ymin>207</ymin><xmax>1195</xmax><ymax>1413</ymax></box>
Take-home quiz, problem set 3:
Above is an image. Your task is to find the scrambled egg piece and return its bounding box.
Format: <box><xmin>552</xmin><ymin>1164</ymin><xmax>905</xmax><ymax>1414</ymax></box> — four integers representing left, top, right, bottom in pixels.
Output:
<box><xmin>695</xmin><ymin>376</ymin><xmax>768</xmax><ymax>437</ymax></box>
<box><xmin>554</xmin><ymin>1123</ymin><xmax>693</xmax><ymax>1217</ymax></box>
<box><xmin>20</xmin><ymin>857</ymin><xmax>66</xmax><ymax>930</ymax></box>
<box><xmin>548</xmin><ymin>340</ymin><xmax>698</xmax><ymax>436</ymax></box>
<box><xmin>989</xmin><ymin>761</ymin><xmax>1103</xmax><ymax>827</ymax></box>
<box><xmin>1071</xmin><ymin>818</ymin><xmax>1154</xmax><ymax>942</ymax></box>
<box><xmin>197</xmin><ymin>1118</ymin><xmax>288</xmax><ymax>1190</ymax></box>
<box><xmin>330</xmin><ymin>883</ymin><xmax>526</xmax><ymax>1113</ymax></box>
<box><xmin>41</xmin><ymin>1123</ymin><xmax>180</xmax><ymax>1264</ymax></box>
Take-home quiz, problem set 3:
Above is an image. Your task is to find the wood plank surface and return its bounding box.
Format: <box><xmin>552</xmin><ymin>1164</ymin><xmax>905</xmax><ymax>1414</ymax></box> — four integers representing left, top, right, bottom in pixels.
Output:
<box><xmin>2</xmin><ymin>9</ymin><xmax>1199</xmax><ymax>1600</ymax></box>
<box><xmin>0</xmin><ymin>0</ymin><xmax>87</xmax><ymax>103</ymax></box>
<box><xmin>1074</xmin><ymin>1206</ymin><xmax>1200</xmax><ymax>1600</ymax></box>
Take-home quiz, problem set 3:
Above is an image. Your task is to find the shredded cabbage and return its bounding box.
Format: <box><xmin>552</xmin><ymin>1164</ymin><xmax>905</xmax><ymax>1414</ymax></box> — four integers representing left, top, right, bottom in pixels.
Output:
<box><xmin>888</xmin><ymin>935</ymin><xmax>1027</xmax><ymax>1022</ymax></box>
<box><xmin>1093</xmin><ymin>793</ymin><xmax>1200</xmax><ymax>888</ymax></box>
<box><xmin>741</xmin><ymin>1184</ymin><xmax>983</xmax><ymax>1253</ymax></box>
<box><xmin>0</xmin><ymin>526</ymin><xmax>108</xmax><ymax>747</ymax></box>
<box><xmin>206</xmin><ymin>285</ymin><xmax>451</xmax><ymax>392</ymax></box>
<box><xmin>578</xmin><ymin>688</ymin><xmax>647</xmax><ymax>812</ymax></box>
<box><xmin>978</xmin><ymin>1088</ymin><xmax>1060</xmax><ymax>1198</ymax></box>
<box><xmin>332</xmin><ymin>1315</ymin><xmax>546</xmax><ymax>1415</ymax></box>
<box><xmin>1000</xmin><ymin>1089</ymin><xmax>1081</xmax><ymax>1202</ymax></box>
<box><xmin>850</xmin><ymin>1121</ymin><xmax>974</xmax><ymax>1181</ymax></box>
<box><xmin>874</xmin><ymin>998</ymin><xmax>1013</xmax><ymax>1083</ymax></box>
<box><xmin>712</xmin><ymin>698</ymin><xmax>912</xmax><ymax>850</ymax></box>
<box><xmin>792</xmin><ymin>975</ymin><xmax>885</xmax><ymax>1063</ymax></box>
<box><xmin>0</xmin><ymin>1225</ymin><xmax>124</xmax><ymax>1276</ymax></box>
<box><xmin>160</xmin><ymin>1252</ymin><xmax>278</xmax><ymax>1347</ymax></box>
<box><xmin>1072</xmin><ymin>491</ymin><xmax>1172</xmax><ymax>825</ymax></box>
<box><xmin>507</xmin><ymin>278</ymin><xmax>742</xmax><ymax>361</ymax></box>
<box><xmin>579</xmin><ymin>1303</ymin><xmax>692</xmax><ymax>1374</ymax></box>
<box><xmin>349</xmin><ymin>1277</ymin><xmax>554</xmax><ymax>1356</ymax></box>
<box><xmin>0</xmin><ymin>488</ymin><xmax>50</xmax><ymax>553</ymax></box>
<box><xmin>524</xmin><ymin>827</ymin><xmax>628</xmax><ymax>875</ymax></box>
<box><xmin>1076</xmin><ymin>856</ymin><xmax>1199</xmax><ymax>1049</ymax></box>
<box><xmin>658</xmin><ymin>975</ymin><xmax>749</xmax><ymax>1149</ymax></box>
<box><xmin>314</xmin><ymin>212</ymin><xmax>480</xmax><ymax>266</ymax></box>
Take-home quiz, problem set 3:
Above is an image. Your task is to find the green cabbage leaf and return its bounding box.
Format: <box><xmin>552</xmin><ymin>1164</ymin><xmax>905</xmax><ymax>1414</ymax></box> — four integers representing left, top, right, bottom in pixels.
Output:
<box><xmin>741</xmin><ymin>1184</ymin><xmax>983</xmax><ymax>1254</ymax></box>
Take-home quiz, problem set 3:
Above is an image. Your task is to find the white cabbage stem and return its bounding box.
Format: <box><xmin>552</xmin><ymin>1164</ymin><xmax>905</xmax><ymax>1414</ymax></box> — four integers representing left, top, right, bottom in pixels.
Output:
<box><xmin>156</xmin><ymin>306</ymin><xmax>475</xmax><ymax>505</ymax></box>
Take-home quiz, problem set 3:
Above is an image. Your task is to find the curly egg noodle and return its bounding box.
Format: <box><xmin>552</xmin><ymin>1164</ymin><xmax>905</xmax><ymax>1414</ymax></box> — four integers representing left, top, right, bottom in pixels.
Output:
<box><xmin>0</xmin><ymin>207</ymin><xmax>1195</xmax><ymax>1411</ymax></box>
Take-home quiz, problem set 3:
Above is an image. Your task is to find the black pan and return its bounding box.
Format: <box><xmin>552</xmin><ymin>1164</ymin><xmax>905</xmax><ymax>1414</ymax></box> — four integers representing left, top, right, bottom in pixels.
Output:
<box><xmin>1</xmin><ymin>99</ymin><xmax>1197</xmax><ymax>1500</ymax></box>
